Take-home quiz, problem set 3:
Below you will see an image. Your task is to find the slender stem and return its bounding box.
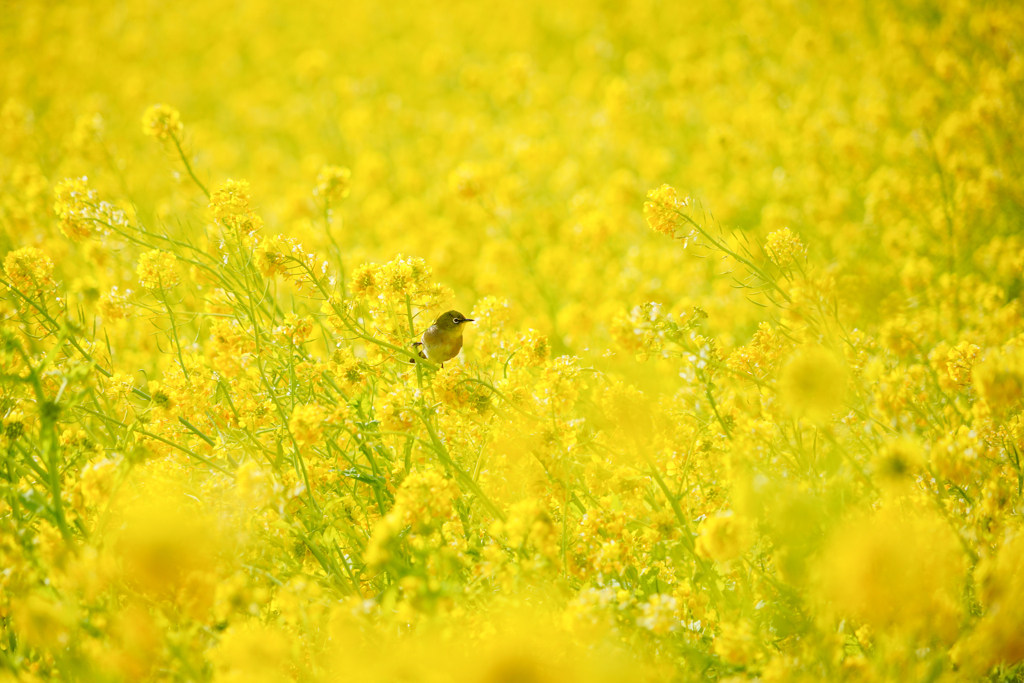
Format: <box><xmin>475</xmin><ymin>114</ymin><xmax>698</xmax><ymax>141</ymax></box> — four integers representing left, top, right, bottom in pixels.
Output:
<box><xmin>323</xmin><ymin>198</ymin><xmax>348</xmax><ymax>298</ymax></box>
<box><xmin>158</xmin><ymin>286</ymin><xmax>190</xmax><ymax>380</ymax></box>
<box><xmin>13</xmin><ymin>346</ymin><xmax>73</xmax><ymax>543</ymax></box>
<box><xmin>676</xmin><ymin>210</ymin><xmax>792</xmax><ymax>304</ymax></box>
<box><xmin>77</xmin><ymin>407</ymin><xmax>230</xmax><ymax>475</ymax></box>
<box><xmin>169</xmin><ymin>131</ymin><xmax>211</xmax><ymax>199</ymax></box>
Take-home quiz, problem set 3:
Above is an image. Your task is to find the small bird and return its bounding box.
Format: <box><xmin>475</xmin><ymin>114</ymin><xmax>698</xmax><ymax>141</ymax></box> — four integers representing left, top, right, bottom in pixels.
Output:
<box><xmin>411</xmin><ymin>310</ymin><xmax>475</xmax><ymax>367</ymax></box>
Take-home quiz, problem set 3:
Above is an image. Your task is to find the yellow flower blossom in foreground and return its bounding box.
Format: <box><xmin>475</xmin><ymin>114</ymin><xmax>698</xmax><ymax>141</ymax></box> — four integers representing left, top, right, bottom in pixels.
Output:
<box><xmin>696</xmin><ymin>512</ymin><xmax>753</xmax><ymax>562</ymax></box>
<box><xmin>816</xmin><ymin>506</ymin><xmax>965</xmax><ymax>641</ymax></box>
<box><xmin>958</xmin><ymin>534</ymin><xmax>1024</xmax><ymax>672</ymax></box>
<box><xmin>11</xmin><ymin>595</ymin><xmax>74</xmax><ymax>651</ymax></box>
<box><xmin>779</xmin><ymin>346</ymin><xmax>847</xmax><ymax>422</ymax></box>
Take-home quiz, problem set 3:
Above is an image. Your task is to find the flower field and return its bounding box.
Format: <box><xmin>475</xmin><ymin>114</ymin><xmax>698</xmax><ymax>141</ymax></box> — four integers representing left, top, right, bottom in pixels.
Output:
<box><xmin>2</xmin><ymin>0</ymin><xmax>1024</xmax><ymax>680</ymax></box>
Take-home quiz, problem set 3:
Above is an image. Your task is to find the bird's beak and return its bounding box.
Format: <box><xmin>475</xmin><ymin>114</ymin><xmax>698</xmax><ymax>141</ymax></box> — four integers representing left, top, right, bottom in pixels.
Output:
<box><xmin>463</xmin><ymin>318</ymin><xmax>475</xmax><ymax>323</ymax></box>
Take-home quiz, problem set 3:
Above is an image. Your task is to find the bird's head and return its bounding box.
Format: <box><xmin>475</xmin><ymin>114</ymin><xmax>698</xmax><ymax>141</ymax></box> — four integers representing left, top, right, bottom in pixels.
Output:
<box><xmin>434</xmin><ymin>310</ymin><xmax>475</xmax><ymax>332</ymax></box>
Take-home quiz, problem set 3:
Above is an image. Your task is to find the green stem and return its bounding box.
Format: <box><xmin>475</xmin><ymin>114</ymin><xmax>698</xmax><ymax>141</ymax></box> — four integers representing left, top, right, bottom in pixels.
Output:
<box><xmin>676</xmin><ymin>210</ymin><xmax>792</xmax><ymax>304</ymax></box>
<box><xmin>77</xmin><ymin>407</ymin><xmax>230</xmax><ymax>475</ymax></box>
<box><xmin>169</xmin><ymin>131</ymin><xmax>210</xmax><ymax>199</ymax></box>
<box><xmin>158</xmin><ymin>286</ymin><xmax>190</xmax><ymax>380</ymax></box>
<box><xmin>14</xmin><ymin>346</ymin><xmax>73</xmax><ymax>543</ymax></box>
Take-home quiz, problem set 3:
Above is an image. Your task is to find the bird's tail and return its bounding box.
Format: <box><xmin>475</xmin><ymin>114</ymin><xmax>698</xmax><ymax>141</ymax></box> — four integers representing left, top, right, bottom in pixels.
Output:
<box><xmin>409</xmin><ymin>342</ymin><xmax>426</xmax><ymax>364</ymax></box>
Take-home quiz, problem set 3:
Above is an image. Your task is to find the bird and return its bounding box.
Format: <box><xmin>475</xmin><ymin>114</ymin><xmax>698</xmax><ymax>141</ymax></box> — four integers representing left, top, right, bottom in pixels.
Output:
<box><xmin>410</xmin><ymin>310</ymin><xmax>475</xmax><ymax>367</ymax></box>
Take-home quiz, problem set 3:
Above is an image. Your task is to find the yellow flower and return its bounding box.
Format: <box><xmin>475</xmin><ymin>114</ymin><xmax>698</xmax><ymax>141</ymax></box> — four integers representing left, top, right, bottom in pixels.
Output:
<box><xmin>315</xmin><ymin>165</ymin><xmax>352</xmax><ymax>203</ymax></box>
<box><xmin>946</xmin><ymin>340</ymin><xmax>981</xmax><ymax>387</ymax></box>
<box><xmin>636</xmin><ymin>593</ymin><xmax>682</xmax><ymax>635</ymax></box>
<box><xmin>350</xmin><ymin>262</ymin><xmax>381</xmax><ymax>299</ymax></box>
<box><xmin>210</xmin><ymin>179</ymin><xmax>265</xmax><ymax>243</ymax></box>
<box><xmin>763</xmin><ymin>227</ymin><xmax>806</xmax><ymax>268</ymax></box>
<box><xmin>4</xmin><ymin>246</ymin><xmax>55</xmax><ymax>294</ymax></box>
<box><xmin>105</xmin><ymin>373</ymin><xmax>136</xmax><ymax>401</ymax></box>
<box><xmin>98</xmin><ymin>286</ymin><xmax>131</xmax><ymax>321</ymax></box>
<box><xmin>141</xmin><ymin>103</ymin><xmax>183</xmax><ymax>140</ymax></box>
<box><xmin>779</xmin><ymin>347</ymin><xmax>847</xmax><ymax>422</ymax></box>
<box><xmin>254</xmin><ymin>234</ymin><xmax>289</xmax><ymax>277</ymax></box>
<box><xmin>713</xmin><ymin>620</ymin><xmax>758</xmax><ymax>666</ymax></box>
<box><xmin>235</xmin><ymin>460</ymin><xmax>277</xmax><ymax>508</ymax></box>
<box><xmin>136</xmin><ymin>249</ymin><xmax>180</xmax><ymax>289</ymax></box>
<box><xmin>696</xmin><ymin>512</ymin><xmax>752</xmax><ymax>562</ymax></box>
<box><xmin>973</xmin><ymin>346</ymin><xmax>1024</xmax><ymax>418</ymax></box>
<box><xmin>209</xmin><ymin>178</ymin><xmax>253</xmax><ymax>219</ymax></box>
<box><xmin>873</xmin><ymin>436</ymin><xmax>924</xmax><ymax>488</ymax></box>
<box><xmin>116</xmin><ymin>498</ymin><xmax>218</xmax><ymax>600</ymax></box>
<box><xmin>11</xmin><ymin>594</ymin><xmax>74</xmax><ymax>651</ymax></box>
<box><xmin>816</xmin><ymin>506</ymin><xmax>965</xmax><ymax>641</ymax></box>
<box><xmin>79</xmin><ymin>456</ymin><xmax>119</xmax><ymax>508</ymax></box>
<box><xmin>212</xmin><ymin>623</ymin><xmax>295</xmax><ymax>683</ymax></box>
<box><xmin>53</xmin><ymin>176</ymin><xmax>98</xmax><ymax>241</ymax></box>
<box><xmin>274</xmin><ymin>313</ymin><xmax>314</xmax><ymax>344</ymax></box>
<box><xmin>958</xmin><ymin>534</ymin><xmax>1024</xmax><ymax>671</ymax></box>
<box><xmin>643</xmin><ymin>184</ymin><xmax>689</xmax><ymax>238</ymax></box>
<box><xmin>365</xmin><ymin>469</ymin><xmax>460</xmax><ymax>568</ymax></box>
<box><xmin>3</xmin><ymin>410</ymin><xmax>26</xmax><ymax>441</ymax></box>
<box><xmin>289</xmin><ymin>403</ymin><xmax>325</xmax><ymax>447</ymax></box>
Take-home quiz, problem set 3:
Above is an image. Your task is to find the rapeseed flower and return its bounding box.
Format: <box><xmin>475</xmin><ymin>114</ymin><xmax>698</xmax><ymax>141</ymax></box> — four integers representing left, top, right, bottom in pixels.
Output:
<box><xmin>141</xmin><ymin>103</ymin><xmax>183</xmax><ymax>141</ymax></box>
<box><xmin>779</xmin><ymin>346</ymin><xmax>847</xmax><ymax>422</ymax></box>
<box><xmin>4</xmin><ymin>246</ymin><xmax>55</xmax><ymax>293</ymax></box>
<box><xmin>136</xmin><ymin>249</ymin><xmax>180</xmax><ymax>289</ymax></box>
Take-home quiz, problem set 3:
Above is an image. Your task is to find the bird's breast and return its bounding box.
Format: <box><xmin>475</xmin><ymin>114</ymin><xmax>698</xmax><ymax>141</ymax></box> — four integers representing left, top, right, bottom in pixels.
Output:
<box><xmin>422</xmin><ymin>326</ymin><xmax>463</xmax><ymax>363</ymax></box>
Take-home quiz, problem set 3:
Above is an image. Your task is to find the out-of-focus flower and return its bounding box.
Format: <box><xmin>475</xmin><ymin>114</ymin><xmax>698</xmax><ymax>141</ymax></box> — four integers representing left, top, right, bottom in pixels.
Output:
<box><xmin>136</xmin><ymin>249</ymin><xmax>180</xmax><ymax>289</ymax></box>
<box><xmin>779</xmin><ymin>346</ymin><xmax>847</xmax><ymax>422</ymax></box>
<box><xmin>4</xmin><ymin>246</ymin><xmax>55</xmax><ymax>293</ymax></box>
<box><xmin>141</xmin><ymin>104</ymin><xmax>183</xmax><ymax>140</ymax></box>
<box><xmin>315</xmin><ymin>165</ymin><xmax>352</xmax><ymax>203</ymax></box>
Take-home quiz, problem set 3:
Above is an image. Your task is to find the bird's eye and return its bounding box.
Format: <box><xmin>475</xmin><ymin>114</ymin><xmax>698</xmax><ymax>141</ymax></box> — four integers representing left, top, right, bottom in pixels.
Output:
<box><xmin>453</xmin><ymin>318</ymin><xmax>462</xmax><ymax>324</ymax></box>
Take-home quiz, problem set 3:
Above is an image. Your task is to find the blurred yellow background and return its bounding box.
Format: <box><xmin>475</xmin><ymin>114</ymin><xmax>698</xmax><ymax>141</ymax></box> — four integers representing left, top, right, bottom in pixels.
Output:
<box><xmin>2</xmin><ymin>0</ymin><xmax>1024</xmax><ymax>681</ymax></box>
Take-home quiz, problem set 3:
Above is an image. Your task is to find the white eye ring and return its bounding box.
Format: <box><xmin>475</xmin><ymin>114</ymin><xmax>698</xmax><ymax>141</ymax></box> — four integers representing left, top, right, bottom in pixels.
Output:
<box><xmin>453</xmin><ymin>318</ymin><xmax>462</xmax><ymax>324</ymax></box>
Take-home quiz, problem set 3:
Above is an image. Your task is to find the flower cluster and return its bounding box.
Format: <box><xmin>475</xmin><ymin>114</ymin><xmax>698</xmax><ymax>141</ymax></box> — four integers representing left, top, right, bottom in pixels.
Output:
<box><xmin>141</xmin><ymin>103</ymin><xmax>183</xmax><ymax>141</ymax></box>
<box><xmin>643</xmin><ymin>184</ymin><xmax>690</xmax><ymax>238</ymax></box>
<box><xmin>136</xmin><ymin>249</ymin><xmax>179</xmax><ymax>290</ymax></box>
<box><xmin>210</xmin><ymin>178</ymin><xmax>264</xmax><ymax>243</ymax></box>
<box><xmin>4</xmin><ymin>246</ymin><xmax>55</xmax><ymax>294</ymax></box>
<box><xmin>763</xmin><ymin>227</ymin><xmax>806</xmax><ymax>268</ymax></box>
<box><xmin>314</xmin><ymin>165</ymin><xmax>352</xmax><ymax>203</ymax></box>
<box><xmin>350</xmin><ymin>254</ymin><xmax>453</xmax><ymax>309</ymax></box>
<box><xmin>53</xmin><ymin>176</ymin><xmax>99</xmax><ymax>241</ymax></box>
